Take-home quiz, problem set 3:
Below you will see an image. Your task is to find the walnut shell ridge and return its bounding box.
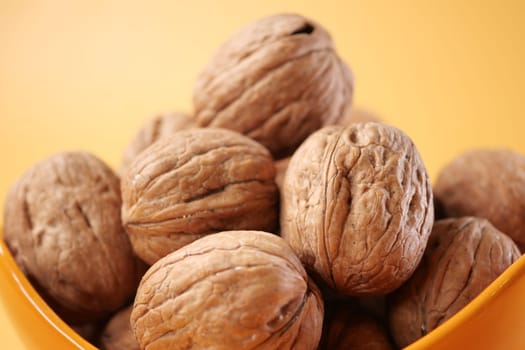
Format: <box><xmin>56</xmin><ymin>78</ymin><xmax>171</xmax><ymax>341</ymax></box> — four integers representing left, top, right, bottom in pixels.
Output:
<box><xmin>131</xmin><ymin>230</ymin><xmax>324</xmax><ymax>350</ymax></box>
<box><xmin>388</xmin><ymin>217</ymin><xmax>520</xmax><ymax>348</ymax></box>
<box><xmin>280</xmin><ymin>122</ymin><xmax>434</xmax><ymax>295</ymax></box>
<box><xmin>120</xmin><ymin>112</ymin><xmax>194</xmax><ymax>175</ymax></box>
<box><xmin>193</xmin><ymin>13</ymin><xmax>353</xmax><ymax>158</ymax></box>
<box><xmin>434</xmin><ymin>149</ymin><xmax>525</xmax><ymax>251</ymax></box>
<box><xmin>3</xmin><ymin>151</ymin><xmax>140</xmax><ymax>323</ymax></box>
<box><xmin>121</xmin><ymin>128</ymin><xmax>278</xmax><ymax>265</ymax></box>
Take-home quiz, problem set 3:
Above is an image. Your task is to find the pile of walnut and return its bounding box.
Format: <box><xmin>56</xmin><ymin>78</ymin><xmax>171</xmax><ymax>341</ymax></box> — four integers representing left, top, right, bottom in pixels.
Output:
<box><xmin>3</xmin><ymin>13</ymin><xmax>523</xmax><ymax>350</ymax></box>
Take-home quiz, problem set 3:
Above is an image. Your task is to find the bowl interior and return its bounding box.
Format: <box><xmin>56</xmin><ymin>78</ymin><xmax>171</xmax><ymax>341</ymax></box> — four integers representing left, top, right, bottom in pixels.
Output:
<box><xmin>1</xmin><ymin>226</ymin><xmax>525</xmax><ymax>349</ymax></box>
<box><xmin>0</xmin><ymin>234</ymin><xmax>96</xmax><ymax>350</ymax></box>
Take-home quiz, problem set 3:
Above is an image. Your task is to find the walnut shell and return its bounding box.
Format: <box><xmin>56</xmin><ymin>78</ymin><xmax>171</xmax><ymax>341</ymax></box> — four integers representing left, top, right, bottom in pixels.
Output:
<box><xmin>101</xmin><ymin>306</ymin><xmax>140</xmax><ymax>350</ymax></box>
<box><xmin>335</xmin><ymin>107</ymin><xmax>381</xmax><ymax>126</ymax></box>
<box><xmin>320</xmin><ymin>302</ymin><xmax>393</xmax><ymax>350</ymax></box>
<box><xmin>434</xmin><ymin>149</ymin><xmax>525</xmax><ymax>251</ymax></box>
<box><xmin>3</xmin><ymin>151</ymin><xmax>140</xmax><ymax>323</ymax></box>
<box><xmin>121</xmin><ymin>128</ymin><xmax>278</xmax><ymax>265</ymax></box>
<box><xmin>388</xmin><ymin>217</ymin><xmax>520</xmax><ymax>348</ymax></box>
<box><xmin>131</xmin><ymin>230</ymin><xmax>324</xmax><ymax>350</ymax></box>
<box><xmin>275</xmin><ymin>157</ymin><xmax>290</xmax><ymax>193</ymax></box>
<box><xmin>120</xmin><ymin>112</ymin><xmax>194</xmax><ymax>175</ymax></box>
<box><xmin>72</xmin><ymin>322</ymin><xmax>104</xmax><ymax>347</ymax></box>
<box><xmin>280</xmin><ymin>122</ymin><xmax>434</xmax><ymax>295</ymax></box>
<box><xmin>193</xmin><ymin>13</ymin><xmax>353</xmax><ymax>158</ymax></box>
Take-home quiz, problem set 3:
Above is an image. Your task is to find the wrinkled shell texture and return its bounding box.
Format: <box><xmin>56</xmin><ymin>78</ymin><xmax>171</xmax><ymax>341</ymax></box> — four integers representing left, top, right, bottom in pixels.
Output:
<box><xmin>280</xmin><ymin>122</ymin><xmax>434</xmax><ymax>295</ymax></box>
<box><xmin>120</xmin><ymin>112</ymin><xmax>194</xmax><ymax>174</ymax></box>
<box><xmin>388</xmin><ymin>217</ymin><xmax>520</xmax><ymax>348</ymax></box>
<box><xmin>193</xmin><ymin>13</ymin><xmax>353</xmax><ymax>158</ymax></box>
<box><xmin>101</xmin><ymin>306</ymin><xmax>140</xmax><ymax>350</ymax></box>
<box><xmin>434</xmin><ymin>149</ymin><xmax>525</xmax><ymax>251</ymax></box>
<box><xmin>320</xmin><ymin>306</ymin><xmax>393</xmax><ymax>350</ymax></box>
<box><xmin>131</xmin><ymin>230</ymin><xmax>324</xmax><ymax>350</ymax></box>
<box><xmin>3</xmin><ymin>152</ymin><xmax>139</xmax><ymax>323</ymax></box>
<box><xmin>121</xmin><ymin>128</ymin><xmax>278</xmax><ymax>265</ymax></box>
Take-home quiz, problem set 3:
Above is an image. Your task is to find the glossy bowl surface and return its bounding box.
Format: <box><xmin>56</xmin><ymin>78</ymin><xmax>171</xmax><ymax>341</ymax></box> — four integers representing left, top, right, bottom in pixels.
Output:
<box><xmin>2</xmin><ymin>227</ymin><xmax>525</xmax><ymax>349</ymax></box>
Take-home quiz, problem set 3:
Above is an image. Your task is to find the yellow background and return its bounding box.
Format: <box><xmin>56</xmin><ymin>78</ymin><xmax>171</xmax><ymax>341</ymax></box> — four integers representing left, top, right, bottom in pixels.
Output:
<box><xmin>1</xmin><ymin>0</ymin><xmax>524</xmax><ymax>348</ymax></box>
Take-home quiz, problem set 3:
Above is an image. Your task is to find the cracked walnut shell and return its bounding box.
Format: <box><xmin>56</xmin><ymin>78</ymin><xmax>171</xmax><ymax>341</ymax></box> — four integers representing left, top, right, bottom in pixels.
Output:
<box><xmin>193</xmin><ymin>13</ymin><xmax>353</xmax><ymax>158</ymax></box>
<box><xmin>388</xmin><ymin>217</ymin><xmax>520</xmax><ymax>348</ymax></box>
<box><xmin>280</xmin><ymin>122</ymin><xmax>434</xmax><ymax>295</ymax></box>
<box><xmin>121</xmin><ymin>128</ymin><xmax>278</xmax><ymax>265</ymax></box>
<box><xmin>3</xmin><ymin>151</ymin><xmax>140</xmax><ymax>323</ymax></box>
<box><xmin>131</xmin><ymin>230</ymin><xmax>324</xmax><ymax>350</ymax></box>
<box><xmin>434</xmin><ymin>149</ymin><xmax>525</xmax><ymax>251</ymax></box>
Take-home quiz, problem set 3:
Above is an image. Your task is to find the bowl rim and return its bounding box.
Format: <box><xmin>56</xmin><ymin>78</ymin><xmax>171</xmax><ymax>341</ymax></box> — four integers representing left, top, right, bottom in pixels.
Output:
<box><xmin>404</xmin><ymin>251</ymin><xmax>525</xmax><ymax>349</ymax></box>
<box><xmin>0</xmin><ymin>236</ymin><xmax>96</xmax><ymax>349</ymax></box>
<box><xmin>1</xmin><ymin>227</ymin><xmax>524</xmax><ymax>349</ymax></box>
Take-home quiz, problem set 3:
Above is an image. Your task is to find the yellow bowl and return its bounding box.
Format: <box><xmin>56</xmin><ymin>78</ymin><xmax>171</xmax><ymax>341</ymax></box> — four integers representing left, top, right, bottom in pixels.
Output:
<box><xmin>0</xmin><ymin>236</ymin><xmax>95</xmax><ymax>350</ymax></box>
<box><xmin>1</xmin><ymin>229</ymin><xmax>525</xmax><ymax>350</ymax></box>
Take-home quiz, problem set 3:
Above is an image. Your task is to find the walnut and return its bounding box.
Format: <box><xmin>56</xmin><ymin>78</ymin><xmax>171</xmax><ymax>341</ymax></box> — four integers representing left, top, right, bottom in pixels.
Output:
<box><xmin>121</xmin><ymin>128</ymin><xmax>278</xmax><ymax>265</ymax></box>
<box><xmin>434</xmin><ymin>149</ymin><xmax>525</xmax><ymax>251</ymax></box>
<box><xmin>120</xmin><ymin>112</ymin><xmax>194</xmax><ymax>175</ymax></box>
<box><xmin>3</xmin><ymin>151</ymin><xmax>140</xmax><ymax>323</ymax></box>
<box><xmin>193</xmin><ymin>13</ymin><xmax>353</xmax><ymax>158</ymax></box>
<box><xmin>320</xmin><ymin>302</ymin><xmax>393</xmax><ymax>350</ymax></box>
<box><xmin>72</xmin><ymin>322</ymin><xmax>104</xmax><ymax>347</ymax></box>
<box><xmin>101</xmin><ymin>306</ymin><xmax>140</xmax><ymax>350</ymax></box>
<box><xmin>388</xmin><ymin>217</ymin><xmax>520</xmax><ymax>348</ymax></box>
<box><xmin>356</xmin><ymin>295</ymin><xmax>387</xmax><ymax>325</ymax></box>
<box><xmin>335</xmin><ymin>107</ymin><xmax>381</xmax><ymax>126</ymax></box>
<box><xmin>280</xmin><ymin>122</ymin><xmax>434</xmax><ymax>295</ymax></box>
<box><xmin>131</xmin><ymin>230</ymin><xmax>324</xmax><ymax>350</ymax></box>
<box><xmin>275</xmin><ymin>157</ymin><xmax>290</xmax><ymax>193</ymax></box>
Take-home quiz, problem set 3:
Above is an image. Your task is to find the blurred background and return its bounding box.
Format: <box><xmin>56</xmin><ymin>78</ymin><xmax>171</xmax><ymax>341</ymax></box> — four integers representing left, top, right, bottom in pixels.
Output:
<box><xmin>1</xmin><ymin>0</ymin><xmax>524</xmax><ymax>347</ymax></box>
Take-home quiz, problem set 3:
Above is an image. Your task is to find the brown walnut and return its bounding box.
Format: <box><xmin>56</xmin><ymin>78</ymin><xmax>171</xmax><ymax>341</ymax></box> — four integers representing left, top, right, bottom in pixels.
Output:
<box><xmin>275</xmin><ymin>157</ymin><xmax>291</xmax><ymax>193</ymax></box>
<box><xmin>434</xmin><ymin>149</ymin><xmax>525</xmax><ymax>251</ymax></box>
<box><xmin>335</xmin><ymin>107</ymin><xmax>381</xmax><ymax>126</ymax></box>
<box><xmin>388</xmin><ymin>217</ymin><xmax>520</xmax><ymax>348</ymax></box>
<box><xmin>280</xmin><ymin>122</ymin><xmax>434</xmax><ymax>295</ymax></box>
<box><xmin>120</xmin><ymin>112</ymin><xmax>194</xmax><ymax>175</ymax></box>
<box><xmin>131</xmin><ymin>230</ymin><xmax>324</xmax><ymax>350</ymax></box>
<box><xmin>101</xmin><ymin>306</ymin><xmax>140</xmax><ymax>350</ymax></box>
<box><xmin>3</xmin><ymin>151</ymin><xmax>140</xmax><ymax>323</ymax></box>
<box><xmin>121</xmin><ymin>128</ymin><xmax>278</xmax><ymax>265</ymax></box>
<box><xmin>320</xmin><ymin>302</ymin><xmax>393</xmax><ymax>350</ymax></box>
<box><xmin>72</xmin><ymin>322</ymin><xmax>104</xmax><ymax>347</ymax></box>
<box><xmin>193</xmin><ymin>13</ymin><xmax>353</xmax><ymax>158</ymax></box>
